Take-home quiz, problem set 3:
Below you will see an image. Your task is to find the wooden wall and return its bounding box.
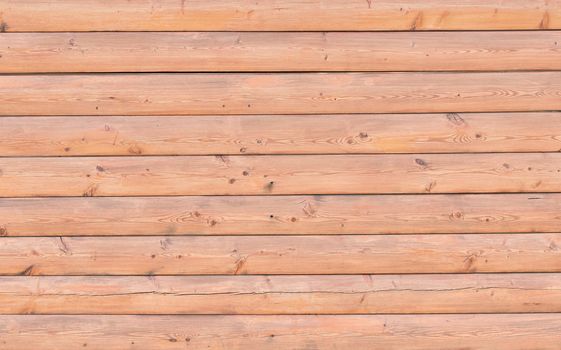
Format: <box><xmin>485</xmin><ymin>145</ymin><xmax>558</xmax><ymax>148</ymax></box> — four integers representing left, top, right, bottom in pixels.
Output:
<box><xmin>1</xmin><ymin>0</ymin><xmax>561</xmax><ymax>348</ymax></box>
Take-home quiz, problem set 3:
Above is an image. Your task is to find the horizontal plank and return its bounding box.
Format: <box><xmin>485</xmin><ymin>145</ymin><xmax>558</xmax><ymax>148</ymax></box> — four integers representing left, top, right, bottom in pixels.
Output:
<box><xmin>2</xmin><ymin>32</ymin><xmax>561</xmax><ymax>73</ymax></box>
<box><xmin>3</xmin><ymin>113</ymin><xmax>561</xmax><ymax>156</ymax></box>
<box><xmin>1</xmin><ymin>72</ymin><xmax>560</xmax><ymax>116</ymax></box>
<box><xmin>1</xmin><ymin>194</ymin><xmax>561</xmax><ymax>236</ymax></box>
<box><xmin>1</xmin><ymin>153</ymin><xmax>560</xmax><ymax>197</ymax></box>
<box><xmin>2</xmin><ymin>234</ymin><xmax>560</xmax><ymax>275</ymax></box>
<box><xmin>1</xmin><ymin>0</ymin><xmax>560</xmax><ymax>31</ymax></box>
<box><xmin>2</xmin><ymin>274</ymin><xmax>561</xmax><ymax>314</ymax></box>
<box><xmin>3</xmin><ymin>314</ymin><xmax>561</xmax><ymax>349</ymax></box>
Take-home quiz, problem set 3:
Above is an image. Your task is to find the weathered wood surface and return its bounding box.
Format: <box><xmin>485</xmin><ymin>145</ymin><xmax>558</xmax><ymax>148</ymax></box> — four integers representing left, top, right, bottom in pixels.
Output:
<box><xmin>3</xmin><ymin>0</ymin><xmax>560</xmax><ymax>346</ymax></box>
<box><xmin>1</xmin><ymin>234</ymin><xmax>560</xmax><ymax>275</ymax></box>
<box><xmin>1</xmin><ymin>72</ymin><xmax>560</xmax><ymax>116</ymax></box>
<box><xmin>1</xmin><ymin>0</ymin><xmax>560</xmax><ymax>32</ymax></box>
<box><xmin>2</xmin><ymin>315</ymin><xmax>561</xmax><ymax>350</ymax></box>
<box><xmin>1</xmin><ymin>194</ymin><xmax>559</xmax><ymax>236</ymax></box>
<box><xmin>2</xmin><ymin>32</ymin><xmax>560</xmax><ymax>73</ymax></box>
<box><xmin>2</xmin><ymin>113</ymin><xmax>561</xmax><ymax>156</ymax></box>
<box><xmin>2</xmin><ymin>274</ymin><xmax>561</xmax><ymax>314</ymax></box>
<box><xmin>1</xmin><ymin>153</ymin><xmax>560</xmax><ymax>197</ymax></box>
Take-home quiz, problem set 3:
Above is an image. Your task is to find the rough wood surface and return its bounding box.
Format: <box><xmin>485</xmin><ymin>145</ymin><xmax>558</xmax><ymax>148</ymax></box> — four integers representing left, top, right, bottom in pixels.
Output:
<box><xmin>3</xmin><ymin>0</ymin><xmax>561</xmax><ymax>346</ymax></box>
<box><xmin>2</xmin><ymin>314</ymin><xmax>561</xmax><ymax>349</ymax></box>
<box><xmin>1</xmin><ymin>72</ymin><xmax>560</xmax><ymax>116</ymax></box>
<box><xmin>2</xmin><ymin>274</ymin><xmax>561</xmax><ymax>314</ymax></box>
<box><xmin>2</xmin><ymin>31</ymin><xmax>560</xmax><ymax>73</ymax></box>
<box><xmin>1</xmin><ymin>194</ymin><xmax>559</xmax><ymax>236</ymax></box>
<box><xmin>1</xmin><ymin>234</ymin><xmax>560</xmax><ymax>275</ymax></box>
<box><xmin>2</xmin><ymin>113</ymin><xmax>561</xmax><ymax>156</ymax></box>
<box><xmin>1</xmin><ymin>153</ymin><xmax>560</xmax><ymax>197</ymax></box>
<box><xmin>1</xmin><ymin>0</ymin><xmax>560</xmax><ymax>32</ymax></box>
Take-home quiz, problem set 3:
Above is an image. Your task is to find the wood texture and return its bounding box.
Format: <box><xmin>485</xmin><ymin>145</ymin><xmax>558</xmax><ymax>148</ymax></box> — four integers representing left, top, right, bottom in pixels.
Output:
<box><xmin>2</xmin><ymin>274</ymin><xmax>561</xmax><ymax>314</ymax></box>
<box><xmin>2</xmin><ymin>314</ymin><xmax>561</xmax><ymax>350</ymax></box>
<box><xmin>1</xmin><ymin>72</ymin><xmax>561</xmax><ymax>116</ymax></box>
<box><xmin>1</xmin><ymin>153</ymin><xmax>561</xmax><ymax>197</ymax></box>
<box><xmin>1</xmin><ymin>0</ymin><xmax>560</xmax><ymax>32</ymax></box>
<box><xmin>2</xmin><ymin>234</ymin><xmax>560</xmax><ymax>275</ymax></box>
<box><xmin>2</xmin><ymin>31</ymin><xmax>561</xmax><ymax>73</ymax></box>
<box><xmin>3</xmin><ymin>0</ymin><xmax>561</xmax><ymax>346</ymax></box>
<box><xmin>4</xmin><ymin>113</ymin><xmax>561</xmax><ymax>156</ymax></box>
<box><xmin>1</xmin><ymin>194</ymin><xmax>560</xmax><ymax>236</ymax></box>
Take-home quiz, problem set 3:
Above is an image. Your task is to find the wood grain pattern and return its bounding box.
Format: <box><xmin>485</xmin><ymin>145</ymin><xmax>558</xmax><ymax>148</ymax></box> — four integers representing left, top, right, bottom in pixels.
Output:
<box><xmin>3</xmin><ymin>0</ymin><xmax>561</xmax><ymax>346</ymax></box>
<box><xmin>3</xmin><ymin>314</ymin><xmax>561</xmax><ymax>349</ymax></box>
<box><xmin>2</xmin><ymin>31</ymin><xmax>560</xmax><ymax>73</ymax></box>
<box><xmin>2</xmin><ymin>274</ymin><xmax>561</xmax><ymax>314</ymax></box>
<box><xmin>1</xmin><ymin>0</ymin><xmax>559</xmax><ymax>31</ymax></box>
<box><xmin>1</xmin><ymin>153</ymin><xmax>560</xmax><ymax>197</ymax></box>
<box><xmin>2</xmin><ymin>234</ymin><xmax>560</xmax><ymax>275</ymax></box>
<box><xmin>3</xmin><ymin>113</ymin><xmax>561</xmax><ymax>156</ymax></box>
<box><xmin>1</xmin><ymin>194</ymin><xmax>560</xmax><ymax>236</ymax></box>
<box><xmin>1</xmin><ymin>72</ymin><xmax>560</xmax><ymax>116</ymax></box>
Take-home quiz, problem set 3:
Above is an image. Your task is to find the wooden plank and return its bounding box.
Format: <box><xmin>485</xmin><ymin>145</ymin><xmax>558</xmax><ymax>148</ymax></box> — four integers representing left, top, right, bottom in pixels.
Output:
<box><xmin>1</xmin><ymin>0</ymin><xmax>560</xmax><ymax>32</ymax></box>
<box><xmin>2</xmin><ymin>274</ymin><xmax>561</xmax><ymax>314</ymax></box>
<box><xmin>2</xmin><ymin>32</ymin><xmax>561</xmax><ymax>73</ymax></box>
<box><xmin>2</xmin><ymin>194</ymin><xmax>560</xmax><ymax>236</ymax></box>
<box><xmin>4</xmin><ymin>113</ymin><xmax>561</xmax><ymax>156</ymax></box>
<box><xmin>2</xmin><ymin>314</ymin><xmax>561</xmax><ymax>349</ymax></box>
<box><xmin>1</xmin><ymin>72</ymin><xmax>560</xmax><ymax>116</ymax></box>
<box><xmin>1</xmin><ymin>153</ymin><xmax>560</xmax><ymax>197</ymax></box>
<box><xmin>2</xmin><ymin>234</ymin><xmax>560</xmax><ymax>275</ymax></box>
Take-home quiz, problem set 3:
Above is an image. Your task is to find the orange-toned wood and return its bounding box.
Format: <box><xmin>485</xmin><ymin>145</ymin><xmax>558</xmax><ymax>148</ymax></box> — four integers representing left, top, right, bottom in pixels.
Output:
<box><xmin>2</xmin><ymin>234</ymin><xmax>560</xmax><ymax>275</ymax></box>
<box><xmin>1</xmin><ymin>72</ymin><xmax>560</xmax><ymax>116</ymax></box>
<box><xmin>2</xmin><ymin>32</ymin><xmax>560</xmax><ymax>73</ymax></box>
<box><xmin>2</xmin><ymin>274</ymin><xmax>561</xmax><ymax>314</ymax></box>
<box><xmin>1</xmin><ymin>0</ymin><xmax>559</xmax><ymax>32</ymax></box>
<box><xmin>1</xmin><ymin>194</ymin><xmax>559</xmax><ymax>236</ymax></box>
<box><xmin>1</xmin><ymin>153</ymin><xmax>560</xmax><ymax>197</ymax></box>
<box><xmin>3</xmin><ymin>0</ymin><xmax>560</xmax><ymax>346</ymax></box>
<box><xmin>2</xmin><ymin>314</ymin><xmax>561</xmax><ymax>349</ymax></box>
<box><xmin>2</xmin><ymin>113</ymin><xmax>561</xmax><ymax>156</ymax></box>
